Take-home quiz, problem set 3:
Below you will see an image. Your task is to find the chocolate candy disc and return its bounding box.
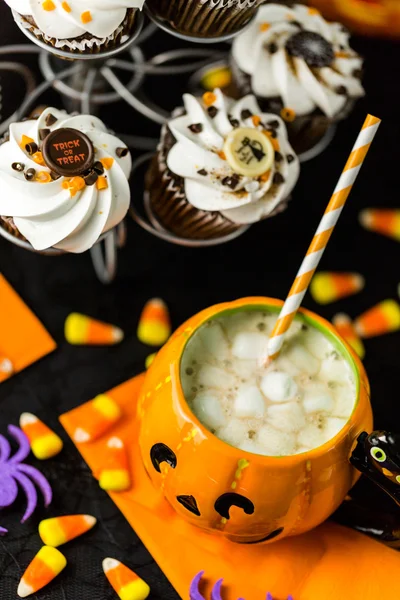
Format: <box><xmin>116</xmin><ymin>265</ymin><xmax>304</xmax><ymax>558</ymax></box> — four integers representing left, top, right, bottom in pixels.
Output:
<box><xmin>223</xmin><ymin>127</ymin><xmax>275</xmax><ymax>178</ymax></box>
<box><xmin>42</xmin><ymin>128</ymin><xmax>95</xmax><ymax>177</ymax></box>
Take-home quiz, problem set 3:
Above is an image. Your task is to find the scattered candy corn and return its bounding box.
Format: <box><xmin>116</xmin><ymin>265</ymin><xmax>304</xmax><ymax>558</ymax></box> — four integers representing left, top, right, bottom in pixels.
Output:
<box><xmin>99</xmin><ymin>437</ymin><xmax>131</xmax><ymax>492</ymax></box>
<box><xmin>137</xmin><ymin>298</ymin><xmax>171</xmax><ymax>346</ymax></box>
<box><xmin>359</xmin><ymin>209</ymin><xmax>400</xmax><ymax>242</ymax></box>
<box><xmin>310</xmin><ymin>272</ymin><xmax>365</xmax><ymax>305</ymax></box>
<box><xmin>71</xmin><ymin>394</ymin><xmax>121</xmax><ymax>443</ymax></box>
<box><xmin>0</xmin><ymin>356</ymin><xmax>13</xmax><ymax>382</ymax></box>
<box><xmin>145</xmin><ymin>353</ymin><xmax>156</xmax><ymax>369</ymax></box>
<box><xmin>200</xmin><ymin>66</ymin><xmax>232</xmax><ymax>91</ymax></box>
<box><xmin>355</xmin><ymin>299</ymin><xmax>400</xmax><ymax>338</ymax></box>
<box><xmin>17</xmin><ymin>546</ymin><xmax>67</xmax><ymax>598</ymax></box>
<box><xmin>19</xmin><ymin>413</ymin><xmax>63</xmax><ymax>460</ymax></box>
<box><xmin>103</xmin><ymin>558</ymin><xmax>150</xmax><ymax>600</ymax></box>
<box><xmin>65</xmin><ymin>313</ymin><xmax>123</xmax><ymax>346</ymax></box>
<box><xmin>332</xmin><ymin>313</ymin><xmax>365</xmax><ymax>359</ymax></box>
<box><xmin>39</xmin><ymin>515</ymin><xmax>97</xmax><ymax>547</ymax></box>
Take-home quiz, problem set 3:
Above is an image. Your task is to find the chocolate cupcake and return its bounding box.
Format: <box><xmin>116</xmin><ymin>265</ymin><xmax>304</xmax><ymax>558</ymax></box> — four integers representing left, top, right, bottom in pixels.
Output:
<box><xmin>5</xmin><ymin>1</ymin><xmax>144</xmax><ymax>54</ymax></box>
<box><xmin>146</xmin><ymin>89</ymin><xmax>300</xmax><ymax>240</ymax></box>
<box><xmin>0</xmin><ymin>108</ymin><xmax>132</xmax><ymax>254</ymax></box>
<box><xmin>231</xmin><ymin>4</ymin><xmax>365</xmax><ymax>154</ymax></box>
<box><xmin>146</xmin><ymin>0</ymin><xmax>264</xmax><ymax>39</ymax></box>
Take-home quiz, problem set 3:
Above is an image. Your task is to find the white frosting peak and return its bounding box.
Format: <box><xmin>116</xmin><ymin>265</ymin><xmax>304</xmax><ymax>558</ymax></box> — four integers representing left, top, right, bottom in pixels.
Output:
<box><xmin>0</xmin><ymin>108</ymin><xmax>131</xmax><ymax>254</ymax></box>
<box><xmin>232</xmin><ymin>4</ymin><xmax>364</xmax><ymax>118</ymax></box>
<box><xmin>5</xmin><ymin>0</ymin><xmax>144</xmax><ymax>40</ymax></box>
<box><xmin>166</xmin><ymin>89</ymin><xmax>300</xmax><ymax>224</ymax></box>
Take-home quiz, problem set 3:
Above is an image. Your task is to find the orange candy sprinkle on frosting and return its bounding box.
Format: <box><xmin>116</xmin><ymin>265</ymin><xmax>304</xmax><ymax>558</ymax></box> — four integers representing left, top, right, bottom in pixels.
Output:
<box><xmin>62</xmin><ymin>1</ymin><xmax>71</xmax><ymax>12</ymax></box>
<box><xmin>42</xmin><ymin>0</ymin><xmax>56</xmax><ymax>10</ymax></box>
<box><xmin>81</xmin><ymin>11</ymin><xmax>92</xmax><ymax>24</ymax></box>
<box><xmin>202</xmin><ymin>92</ymin><xmax>217</xmax><ymax>106</ymax></box>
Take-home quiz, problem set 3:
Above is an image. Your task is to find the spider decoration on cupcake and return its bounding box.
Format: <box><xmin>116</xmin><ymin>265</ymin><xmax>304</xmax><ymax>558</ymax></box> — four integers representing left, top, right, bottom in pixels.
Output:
<box><xmin>0</xmin><ymin>425</ymin><xmax>52</xmax><ymax>534</ymax></box>
<box><xmin>190</xmin><ymin>571</ymin><xmax>293</xmax><ymax>600</ymax></box>
<box><xmin>350</xmin><ymin>430</ymin><xmax>400</xmax><ymax>507</ymax></box>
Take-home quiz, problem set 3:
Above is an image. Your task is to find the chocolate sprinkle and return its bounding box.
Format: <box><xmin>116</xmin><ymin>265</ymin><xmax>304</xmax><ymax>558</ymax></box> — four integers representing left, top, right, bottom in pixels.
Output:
<box><xmin>222</xmin><ymin>174</ymin><xmax>240</xmax><ymax>190</ymax></box>
<box><xmin>83</xmin><ymin>170</ymin><xmax>98</xmax><ymax>186</ymax></box>
<box><xmin>39</xmin><ymin>128</ymin><xmax>50</xmax><ymax>141</ymax></box>
<box><xmin>25</xmin><ymin>142</ymin><xmax>38</xmax><ymax>155</ymax></box>
<box><xmin>188</xmin><ymin>123</ymin><xmax>203</xmax><ymax>133</ymax></box>
<box><xmin>275</xmin><ymin>152</ymin><xmax>283</xmax><ymax>163</ymax></box>
<box><xmin>287</xmin><ymin>154</ymin><xmax>295</xmax><ymax>163</ymax></box>
<box><xmin>207</xmin><ymin>106</ymin><xmax>218</xmax><ymax>118</ymax></box>
<box><xmin>268</xmin><ymin>42</ymin><xmax>278</xmax><ymax>54</ymax></box>
<box><xmin>266</xmin><ymin>128</ymin><xmax>277</xmax><ymax>139</ymax></box>
<box><xmin>197</xmin><ymin>169</ymin><xmax>208</xmax><ymax>176</ymax></box>
<box><xmin>45</xmin><ymin>113</ymin><xmax>58</xmax><ymax>127</ymax></box>
<box><xmin>93</xmin><ymin>161</ymin><xmax>104</xmax><ymax>175</ymax></box>
<box><xmin>267</xmin><ymin>119</ymin><xmax>280</xmax><ymax>129</ymax></box>
<box><xmin>336</xmin><ymin>85</ymin><xmax>348</xmax><ymax>95</ymax></box>
<box><xmin>12</xmin><ymin>162</ymin><xmax>24</xmax><ymax>172</ymax></box>
<box><xmin>24</xmin><ymin>168</ymin><xmax>36</xmax><ymax>181</ymax></box>
<box><xmin>353</xmin><ymin>68</ymin><xmax>363</xmax><ymax>79</ymax></box>
<box><xmin>50</xmin><ymin>171</ymin><xmax>61</xmax><ymax>180</ymax></box>
<box><xmin>116</xmin><ymin>147</ymin><xmax>129</xmax><ymax>158</ymax></box>
<box><xmin>229</xmin><ymin>117</ymin><xmax>239</xmax><ymax>128</ymax></box>
<box><xmin>273</xmin><ymin>172</ymin><xmax>285</xmax><ymax>185</ymax></box>
<box><xmin>240</xmin><ymin>109</ymin><xmax>252</xmax><ymax>120</ymax></box>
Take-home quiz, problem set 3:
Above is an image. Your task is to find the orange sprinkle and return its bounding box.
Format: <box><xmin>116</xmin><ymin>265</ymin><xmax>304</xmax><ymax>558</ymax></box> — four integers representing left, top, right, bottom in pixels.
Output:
<box><xmin>42</xmin><ymin>0</ymin><xmax>56</xmax><ymax>10</ymax></box>
<box><xmin>263</xmin><ymin>130</ymin><xmax>280</xmax><ymax>151</ymax></box>
<box><xmin>61</xmin><ymin>1</ymin><xmax>71</xmax><ymax>12</ymax></box>
<box><xmin>20</xmin><ymin>135</ymin><xmax>34</xmax><ymax>149</ymax></box>
<box><xmin>336</xmin><ymin>51</ymin><xmax>349</xmax><ymax>59</ymax></box>
<box><xmin>36</xmin><ymin>171</ymin><xmax>52</xmax><ymax>184</ymax></box>
<box><xmin>252</xmin><ymin>115</ymin><xmax>261</xmax><ymax>127</ymax></box>
<box><xmin>280</xmin><ymin>107</ymin><xmax>296</xmax><ymax>122</ymax></box>
<box><xmin>32</xmin><ymin>152</ymin><xmax>46</xmax><ymax>166</ymax></box>
<box><xmin>63</xmin><ymin>177</ymin><xmax>85</xmax><ymax>197</ymax></box>
<box><xmin>81</xmin><ymin>11</ymin><xmax>92</xmax><ymax>24</ymax></box>
<box><xmin>308</xmin><ymin>7</ymin><xmax>320</xmax><ymax>15</ymax></box>
<box><xmin>217</xmin><ymin>151</ymin><xmax>226</xmax><ymax>161</ymax></box>
<box><xmin>100</xmin><ymin>158</ymin><xmax>114</xmax><ymax>171</ymax></box>
<box><xmin>260</xmin><ymin>170</ymin><xmax>271</xmax><ymax>182</ymax></box>
<box><xmin>259</xmin><ymin>23</ymin><xmax>270</xmax><ymax>32</ymax></box>
<box><xmin>97</xmin><ymin>176</ymin><xmax>108</xmax><ymax>191</ymax></box>
<box><xmin>202</xmin><ymin>92</ymin><xmax>217</xmax><ymax>106</ymax></box>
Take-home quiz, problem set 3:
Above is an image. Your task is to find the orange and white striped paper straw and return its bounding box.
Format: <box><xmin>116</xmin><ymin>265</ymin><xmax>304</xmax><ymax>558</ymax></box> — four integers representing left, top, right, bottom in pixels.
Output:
<box><xmin>265</xmin><ymin>114</ymin><xmax>381</xmax><ymax>362</ymax></box>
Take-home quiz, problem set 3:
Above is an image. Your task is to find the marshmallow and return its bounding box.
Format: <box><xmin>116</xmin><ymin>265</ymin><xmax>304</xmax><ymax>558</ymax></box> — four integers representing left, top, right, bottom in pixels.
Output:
<box><xmin>192</xmin><ymin>392</ymin><xmax>226</xmax><ymax>430</ymax></box>
<box><xmin>283</xmin><ymin>344</ymin><xmax>320</xmax><ymax>375</ymax></box>
<box><xmin>303</xmin><ymin>327</ymin><xmax>335</xmax><ymax>359</ymax></box>
<box><xmin>231</xmin><ymin>332</ymin><xmax>268</xmax><ymax>360</ymax></box>
<box><xmin>298</xmin><ymin>423</ymin><xmax>328</xmax><ymax>450</ymax></box>
<box><xmin>332</xmin><ymin>384</ymin><xmax>356</xmax><ymax>419</ymax></box>
<box><xmin>302</xmin><ymin>390</ymin><xmax>334</xmax><ymax>414</ymax></box>
<box><xmin>197</xmin><ymin>364</ymin><xmax>235</xmax><ymax>389</ymax></box>
<box><xmin>260</xmin><ymin>371</ymin><xmax>298</xmax><ymax>403</ymax></box>
<box><xmin>217</xmin><ymin>419</ymin><xmax>249</xmax><ymax>447</ymax></box>
<box><xmin>233</xmin><ymin>385</ymin><xmax>265</xmax><ymax>418</ymax></box>
<box><xmin>319</xmin><ymin>353</ymin><xmax>353</xmax><ymax>384</ymax></box>
<box><xmin>323</xmin><ymin>417</ymin><xmax>347</xmax><ymax>441</ymax></box>
<box><xmin>256</xmin><ymin>425</ymin><xmax>296</xmax><ymax>456</ymax></box>
<box><xmin>267</xmin><ymin>402</ymin><xmax>305</xmax><ymax>432</ymax></box>
<box><xmin>199</xmin><ymin>322</ymin><xmax>230</xmax><ymax>360</ymax></box>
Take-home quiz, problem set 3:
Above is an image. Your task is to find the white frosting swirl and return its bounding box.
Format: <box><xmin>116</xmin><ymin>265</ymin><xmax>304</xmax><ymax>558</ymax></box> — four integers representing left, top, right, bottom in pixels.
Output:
<box><xmin>166</xmin><ymin>89</ymin><xmax>300</xmax><ymax>224</ymax></box>
<box><xmin>0</xmin><ymin>108</ymin><xmax>131</xmax><ymax>254</ymax></box>
<box><xmin>5</xmin><ymin>0</ymin><xmax>144</xmax><ymax>40</ymax></box>
<box><xmin>232</xmin><ymin>4</ymin><xmax>364</xmax><ymax>118</ymax></box>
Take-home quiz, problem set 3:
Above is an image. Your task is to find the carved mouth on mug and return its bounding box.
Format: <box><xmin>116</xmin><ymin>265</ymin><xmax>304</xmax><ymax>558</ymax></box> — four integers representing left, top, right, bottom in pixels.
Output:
<box><xmin>238</xmin><ymin>527</ymin><xmax>285</xmax><ymax>544</ymax></box>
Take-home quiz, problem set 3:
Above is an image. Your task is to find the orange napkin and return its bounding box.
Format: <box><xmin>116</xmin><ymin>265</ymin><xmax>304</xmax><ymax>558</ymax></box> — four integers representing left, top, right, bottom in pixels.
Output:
<box><xmin>61</xmin><ymin>375</ymin><xmax>400</xmax><ymax>600</ymax></box>
<box><xmin>0</xmin><ymin>274</ymin><xmax>56</xmax><ymax>382</ymax></box>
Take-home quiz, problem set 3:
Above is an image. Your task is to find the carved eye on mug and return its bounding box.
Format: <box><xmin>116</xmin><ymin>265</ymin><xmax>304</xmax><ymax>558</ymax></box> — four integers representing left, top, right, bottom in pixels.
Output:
<box><xmin>370</xmin><ymin>447</ymin><xmax>387</xmax><ymax>463</ymax></box>
<box><xmin>150</xmin><ymin>443</ymin><xmax>177</xmax><ymax>473</ymax></box>
<box><xmin>176</xmin><ymin>494</ymin><xmax>201</xmax><ymax>516</ymax></box>
<box><xmin>214</xmin><ymin>493</ymin><xmax>255</xmax><ymax>520</ymax></box>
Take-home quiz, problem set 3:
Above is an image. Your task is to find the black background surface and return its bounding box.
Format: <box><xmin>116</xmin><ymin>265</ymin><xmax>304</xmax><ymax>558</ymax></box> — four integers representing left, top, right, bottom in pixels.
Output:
<box><xmin>0</xmin><ymin>4</ymin><xmax>399</xmax><ymax>599</ymax></box>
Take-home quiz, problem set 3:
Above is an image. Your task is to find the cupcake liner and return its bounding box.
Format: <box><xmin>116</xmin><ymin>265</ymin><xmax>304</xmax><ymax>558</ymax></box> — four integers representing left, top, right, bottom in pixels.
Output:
<box><xmin>146</xmin><ymin>154</ymin><xmax>242</xmax><ymax>241</ymax></box>
<box><xmin>230</xmin><ymin>58</ymin><xmax>356</xmax><ymax>155</ymax></box>
<box><xmin>0</xmin><ymin>216</ymin><xmax>26</xmax><ymax>242</ymax></box>
<box><xmin>13</xmin><ymin>9</ymin><xmax>136</xmax><ymax>54</ymax></box>
<box><xmin>146</xmin><ymin>0</ymin><xmax>261</xmax><ymax>38</ymax></box>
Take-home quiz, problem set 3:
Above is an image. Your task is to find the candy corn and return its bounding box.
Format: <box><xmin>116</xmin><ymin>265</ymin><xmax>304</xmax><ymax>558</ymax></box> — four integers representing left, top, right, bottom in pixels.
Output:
<box><xmin>137</xmin><ymin>299</ymin><xmax>171</xmax><ymax>346</ymax></box>
<box><xmin>310</xmin><ymin>272</ymin><xmax>365</xmax><ymax>305</ymax></box>
<box><xmin>17</xmin><ymin>546</ymin><xmax>66</xmax><ymax>598</ymax></box>
<box><xmin>201</xmin><ymin>66</ymin><xmax>231</xmax><ymax>91</ymax></box>
<box><xmin>145</xmin><ymin>353</ymin><xmax>156</xmax><ymax>369</ymax></box>
<box><xmin>72</xmin><ymin>394</ymin><xmax>121</xmax><ymax>443</ymax></box>
<box><xmin>355</xmin><ymin>300</ymin><xmax>400</xmax><ymax>338</ymax></box>
<box><xmin>332</xmin><ymin>313</ymin><xmax>365</xmax><ymax>359</ymax></box>
<box><xmin>0</xmin><ymin>356</ymin><xmax>13</xmax><ymax>382</ymax></box>
<box><xmin>19</xmin><ymin>413</ymin><xmax>63</xmax><ymax>460</ymax></box>
<box><xmin>103</xmin><ymin>558</ymin><xmax>150</xmax><ymax>600</ymax></box>
<box><xmin>99</xmin><ymin>437</ymin><xmax>131</xmax><ymax>492</ymax></box>
<box><xmin>359</xmin><ymin>209</ymin><xmax>400</xmax><ymax>242</ymax></box>
<box><xmin>39</xmin><ymin>515</ymin><xmax>96</xmax><ymax>547</ymax></box>
<box><xmin>65</xmin><ymin>313</ymin><xmax>123</xmax><ymax>346</ymax></box>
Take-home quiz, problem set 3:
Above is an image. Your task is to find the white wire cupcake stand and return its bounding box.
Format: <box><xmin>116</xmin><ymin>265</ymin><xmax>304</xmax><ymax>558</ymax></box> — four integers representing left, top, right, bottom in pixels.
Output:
<box><xmin>0</xmin><ymin>10</ymin><xmax>334</xmax><ymax>282</ymax></box>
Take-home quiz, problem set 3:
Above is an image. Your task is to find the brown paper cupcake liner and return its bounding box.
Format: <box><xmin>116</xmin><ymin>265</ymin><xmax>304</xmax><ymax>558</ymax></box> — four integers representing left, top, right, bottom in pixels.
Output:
<box><xmin>230</xmin><ymin>58</ymin><xmax>355</xmax><ymax>155</ymax></box>
<box><xmin>146</xmin><ymin>0</ymin><xmax>261</xmax><ymax>38</ymax></box>
<box><xmin>17</xmin><ymin>9</ymin><xmax>136</xmax><ymax>55</ymax></box>
<box><xmin>0</xmin><ymin>216</ymin><xmax>27</xmax><ymax>241</ymax></box>
<box><xmin>146</xmin><ymin>155</ymin><xmax>242</xmax><ymax>240</ymax></box>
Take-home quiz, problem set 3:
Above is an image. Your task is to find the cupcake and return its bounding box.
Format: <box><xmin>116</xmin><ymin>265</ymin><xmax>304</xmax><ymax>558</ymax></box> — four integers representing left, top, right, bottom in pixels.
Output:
<box><xmin>145</xmin><ymin>89</ymin><xmax>300</xmax><ymax>240</ymax></box>
<box><xmin>0</xmin><ymin>107</ymin><xmax>132</xmax><ymax>254</ymax></box>
<box><xmin>231</xmin><ymin>4</ymin><xmax>365</xmax><ymax>154</ymax></box>
<box><xmin>146</xmin><ymin>0</ymin><xmax>264</xmax><ymax>39</ymax></box>
<box><xmin>5</xmin><ymin>1</ymin><xmax>145</xmax><ymax>54</ymax></box>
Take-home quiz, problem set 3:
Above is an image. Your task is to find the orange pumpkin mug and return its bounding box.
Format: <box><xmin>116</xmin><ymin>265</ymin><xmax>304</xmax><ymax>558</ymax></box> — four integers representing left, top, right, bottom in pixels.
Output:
<box><xmin>138</xmin><ymin>297</ymin><xmax>375</xmax><ymax>544</ymax></box>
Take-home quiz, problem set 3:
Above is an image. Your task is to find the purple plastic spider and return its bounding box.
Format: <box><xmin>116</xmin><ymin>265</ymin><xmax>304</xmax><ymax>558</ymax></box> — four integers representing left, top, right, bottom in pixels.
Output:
<box><xmin>190</xmin><ymin>571</ymin><xmax>293</xmax><ymax>600</ymax></box>
<box><xmin>0</xmin><ymin>425</ymin><xmax>52</xmax><ymax>534</ymax></box>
